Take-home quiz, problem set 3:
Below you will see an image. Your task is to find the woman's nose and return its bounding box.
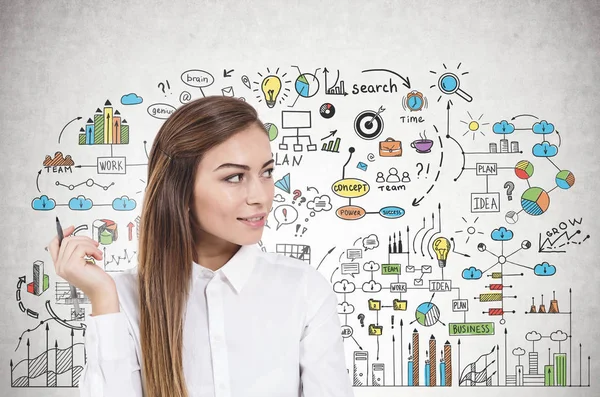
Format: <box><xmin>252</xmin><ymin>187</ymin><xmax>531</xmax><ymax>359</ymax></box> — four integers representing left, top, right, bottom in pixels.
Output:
<box><xmin>246</xmin><ymin>177</ymin><xmax>272</xmax><ymax>205</ymax></box>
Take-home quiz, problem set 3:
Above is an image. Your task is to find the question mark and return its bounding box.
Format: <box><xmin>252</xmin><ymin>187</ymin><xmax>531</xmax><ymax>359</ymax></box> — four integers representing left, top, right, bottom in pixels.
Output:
<box><xmin>158</xmin><ymin>82</ymin><xmax>165</xmax><ymax>93</ymax></box>
<box><xmin>416</xmin><ymin>163</ymin><xmax>424</xmax><ymax>178</ymax></box>
<box><xmin>504</xmin><ymin>181</ymin><xmax>515</xmax><ymax>201</ymax></box>
<box><xmin>299</xmin><ymin>197</ymin><xmax>306</xmax><ymax>206</ymax></box>
<box><xmin>292</xmin><ymin>189</ymin><xmax>301</xmax><ymax>203</ymax></box>
<box><xmin>357</xmin><ymin>313</ymin><xmax>365</xmax><ymax>327</ymax></box>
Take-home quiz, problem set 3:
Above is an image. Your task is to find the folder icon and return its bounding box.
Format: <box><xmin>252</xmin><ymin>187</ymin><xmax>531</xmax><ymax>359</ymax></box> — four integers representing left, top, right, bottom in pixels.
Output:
<box><xmin>393</xmin><ymin>299</ymin><xmax>407</xmax><ymax>311</ymax></box>
<box><xmin>368</xmin><ymin>298</ymin><xmax>381</xmax><ymax>310</ymax></box>
<box><xmin>369</xmin><ymin>324</ymin><xmax>383</xmax><ymax>336</ymax></box>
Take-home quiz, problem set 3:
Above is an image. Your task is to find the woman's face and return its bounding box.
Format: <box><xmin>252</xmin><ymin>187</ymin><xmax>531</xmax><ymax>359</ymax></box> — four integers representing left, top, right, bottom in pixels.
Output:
<box><xmin>191</xmin><ymin>123</ymin><xmax>275</xmax><ymax>247</ymax></box>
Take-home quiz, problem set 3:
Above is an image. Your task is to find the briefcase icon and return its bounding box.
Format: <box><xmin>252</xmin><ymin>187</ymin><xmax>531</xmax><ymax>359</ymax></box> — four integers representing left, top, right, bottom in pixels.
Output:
<box><xmin>379</xmin><ymin>137</ymin><xmax>402</xmax><ymax>157</ymax></box>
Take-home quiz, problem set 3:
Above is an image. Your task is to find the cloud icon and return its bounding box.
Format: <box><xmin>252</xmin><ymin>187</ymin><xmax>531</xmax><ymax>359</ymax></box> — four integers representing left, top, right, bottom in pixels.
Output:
<box><xmin>534</xmin><ymin>262</ymin><xmax>556</xmax><ymax>276</ymax></box>
<box><xmin>532</xmin><ymin>142</ymin><xmax>558</xmax><ymax>157</ymax></box>
<box><xmin>362</xmin><ymin>234</ymin><xmax>379</xmax><ymax>250</ymax></box>
<box><xmin>491</xmin><ymin>227</ymin><xmax>513</xmax><ymax>241</ymax></box>
<box><xmin>121</xmin><ymin>93</ymin><xmax>143</xmax><ymax>105</ymax></box>
<box><xmin>550</xmin><ymin>330</ymin><xmax>568</xmax><ymax>342</ymax></box>
<box><xmin>273</xmin><ymin>193</ymin><xmax>285</xmax><ymax>203</ymax></box>
<box><xmin>492</xmin><ymin>120</ymin><xmax>515</xmax><ymax>134</ymax></box>
<box><xmin>31</xmin><ymin>195</ymin><xmax>56</xmax><ymax>210</ymax></box>
<box><xmin>362</xmin><ymin>280</ymin><xmax>382</xmax><ymax>293</ymax></box>
<box><xmin>532</xmin><ymin>120</ymin><xmax>555</xmax><ymax>134</ymax></box>
<box><xmin>338</xmin><ymin>302</ymin><xmax>355</xmax><ymax>315</ymax></box>
<box><xmin>363</xmin><ymin>261</ymin><xmax>380</xmax><ymax>272</ymax></box>
<box><xmin>307</xmin><ymin>195</ymin><xmax>332</xmax><ymax>212</ymax></box>
<box><xmin>512</xmin><ymin>347</ymin><xmax>526</xmax><ymax>356</ymax></box>
<box><xmin>112</xmin><ymin>196</ymin><xmax>137</xmax><ymax>211</ymax></box>
<box><xmin>69</xmin><ymin>195</ymin><xmax>93</xmax><ymax>210</ymax></box>
<box><xmin>526</xmin><ymin>331</ymin><xmax>542</xmax><ymax>342</ymax></box>
<box><xmin>462</xmin><ymin>266</ymin><xmax>483</xmax><ymax>280</ymax></box>
<box><xmin>333</xmin><ymin>279</ymin><xmax>356</xmax><ymax>293</ymax></box>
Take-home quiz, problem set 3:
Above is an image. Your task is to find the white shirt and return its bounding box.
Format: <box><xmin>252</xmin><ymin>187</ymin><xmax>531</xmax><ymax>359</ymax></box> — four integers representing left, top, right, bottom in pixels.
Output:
<box><xmin>79</xmin><ymin>243</ymin><xmax>354</xmax><ymax>397</ymax></box>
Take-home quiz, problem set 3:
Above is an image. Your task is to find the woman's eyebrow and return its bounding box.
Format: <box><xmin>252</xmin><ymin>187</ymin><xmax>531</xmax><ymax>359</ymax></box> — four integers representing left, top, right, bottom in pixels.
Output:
<box><xmin>213</xmin><ymin>159</ymin><xmax>274</xmax><ymax>172</ymax></box>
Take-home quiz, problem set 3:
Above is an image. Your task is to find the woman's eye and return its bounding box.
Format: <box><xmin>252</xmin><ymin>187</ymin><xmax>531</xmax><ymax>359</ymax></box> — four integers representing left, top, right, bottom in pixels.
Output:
<box><xmin>225</xmin><ymin>168</ymin><xmax>274</xmax><ymax>183</ymax></box>
<box><xmin>225</xmin><ymin>174</ymin><xmax>242</xmax><ymax>183</ymax></box>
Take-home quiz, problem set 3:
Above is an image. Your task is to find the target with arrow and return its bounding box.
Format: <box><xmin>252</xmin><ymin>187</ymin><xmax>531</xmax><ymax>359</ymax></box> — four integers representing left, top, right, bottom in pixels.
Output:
<box><xmin>354</xmin><ymin>106</ymin><xmax>385</xmax><ymax>140</ymax></box>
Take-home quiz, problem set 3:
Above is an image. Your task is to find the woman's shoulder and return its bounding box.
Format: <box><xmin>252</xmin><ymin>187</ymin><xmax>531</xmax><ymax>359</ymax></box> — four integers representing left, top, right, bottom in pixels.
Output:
<box><xmin>257</xmin><ymin>250</ymin><xmax>331</xmax><ymax>292</ymax></box>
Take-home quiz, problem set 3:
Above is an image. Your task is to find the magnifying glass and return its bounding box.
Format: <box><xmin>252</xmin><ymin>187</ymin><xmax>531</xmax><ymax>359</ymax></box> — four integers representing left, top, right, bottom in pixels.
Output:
<box><xmin>437</xmin><ymin>72</ymin><xmax>473</xmax><ymax>102</ymax></box>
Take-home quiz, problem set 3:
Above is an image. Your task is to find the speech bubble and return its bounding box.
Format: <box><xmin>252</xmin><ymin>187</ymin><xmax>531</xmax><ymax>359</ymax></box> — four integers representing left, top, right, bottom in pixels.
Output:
<box><xmin>341</xmin><ymin>262</ymin><xmax>360</xmax><ymax>277</ymax></box>
<box><xmin>273</xmin><ymin>204</ymin><xmax>298</xmax><ymax>230</ymax></box>
<box><xmin>181</xmin><ymin>69</ymin><xmax>214</xmax><ymax>88</ymax></box>
<box><xmin>147</xmin><ymin>103</ymin><xmax>176</xmax><ymax>119</ymax></box>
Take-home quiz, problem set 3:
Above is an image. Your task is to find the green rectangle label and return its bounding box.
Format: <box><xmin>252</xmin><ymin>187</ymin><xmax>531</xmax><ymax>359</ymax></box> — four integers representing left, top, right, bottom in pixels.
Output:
<box><xmin>449</xmin><ymin>322</ymin><xmax>495</xmax><ymax>336</ymax></box>
<box><xmin>382</xmin><ymin>264</ymin><xmax>401</xmax><ymax>275</ymax></box>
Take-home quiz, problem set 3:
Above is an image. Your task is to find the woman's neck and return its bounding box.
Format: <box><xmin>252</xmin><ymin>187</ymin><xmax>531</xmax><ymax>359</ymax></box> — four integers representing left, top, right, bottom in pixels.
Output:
<box><xmin>194</xmin><ymin>237</ymin><xmax>241</xmax><ymax>271</ymax></box>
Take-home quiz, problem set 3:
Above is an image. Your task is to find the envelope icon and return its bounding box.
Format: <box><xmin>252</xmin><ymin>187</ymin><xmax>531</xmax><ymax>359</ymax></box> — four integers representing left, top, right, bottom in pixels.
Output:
<box><xmin>357</xmin><ymin>161</ymin><xmax>368</xmax><ymax>171</ymax></box>
<box><xmin>422</xmin><ymin>265</ymin><xmax>432</xmax><ymax>273</ymax></box>
<box><xmin>221</xmin><ymin>86</ymin><xmax>235</xmax><ymax>97</ymax></box>
<box><xmin>406</xmin><ymin>265</ymin><xmax>415</xmax><ymax>273</ymax></box>
<box><xmin>414</xmin><ymin>278</ymin><xmax>424</xmax><ymax>286</ymax></box>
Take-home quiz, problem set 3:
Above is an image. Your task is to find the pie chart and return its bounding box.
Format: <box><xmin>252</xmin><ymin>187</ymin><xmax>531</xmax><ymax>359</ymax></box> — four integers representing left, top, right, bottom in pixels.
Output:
<box><xmin>556</xmin><ymin>170</ymin><xmax>575</xmax><ymax>189</ymax></box>
<box><xmin>295</xmin><ymin>74</ymin><xmax>319</xmax><ymax>98</ymax></box>
<box><xmin>264</xmin><ymin>123</ymin><xmax>278</xmax><ymax>141</ymax></box>
<box><xmin>515</xmin><ymin>160</ymin><xmax>534</xmax><ymax>180</ymax></box>
<box><xmin>415</xmin><ymin>302</ymin><xmax>440</xmax><ymax>327</ymax></box>
<box><xmin>521</xmin><ymin>187</ymin><xmax>550</xmax><ymax>216</ymax></box>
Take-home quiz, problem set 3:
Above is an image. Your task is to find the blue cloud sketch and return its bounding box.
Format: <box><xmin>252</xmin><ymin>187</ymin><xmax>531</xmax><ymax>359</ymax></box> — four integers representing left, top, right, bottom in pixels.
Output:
<box><xmin>121</xmin><ymin>93</ymin><xmax>143</xmax><ymax>105</ymax></box>
<box><xmin>532</xmin><ymin>120</ymin><xmax>554</xmax><ymax>134</ymax></box>
<box><xmin>31</xmin><ymin>195</ymin><xmax>56</xmax><ymax>210</ymax></box>
<box><xmin>69</xmin><ymin>195</ymin><xmax>93</xmax><ymax>210</ymax></box>
<box><xmin>491</xmin><ymin>226</ymin><xmax>513</xmax><ymax>241</ymax></box>
<box><xmin>534</xmin><ymin>262</ymin><xmax>556</xmax><ymax>276</ymax></box>
<box><xmin>492</xmin><ymin>120</ymin><xmax>515</xmax><ymax>134</ymax></box>
<box><xmin>532</xmin><ymin>142</ymin><xmax>558</xmax><ymax>157</ymax></box>
<box><xmin>462</xmin><ymin>266</ymin><xmax>483</xmax><ymax>280</ymax></box>
<box><xmin>112</xmin><ymin>196</ymin><xmax>136</xmax><ymax>211</ymax></box>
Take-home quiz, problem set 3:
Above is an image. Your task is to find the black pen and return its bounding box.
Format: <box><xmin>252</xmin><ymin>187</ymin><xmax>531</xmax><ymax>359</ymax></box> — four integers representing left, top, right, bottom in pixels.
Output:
<box><xmin>56</xmin><ymin>216</ymin><xmax>81</xmax><ymax>316</ymax></box>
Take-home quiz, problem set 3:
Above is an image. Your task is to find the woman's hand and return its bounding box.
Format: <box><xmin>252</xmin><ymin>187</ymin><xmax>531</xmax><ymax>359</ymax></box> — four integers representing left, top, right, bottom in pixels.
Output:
<box><xmin>48</xmin><ymin>225</ymin><xmax>117</xmax><ymax>308</ymax></box>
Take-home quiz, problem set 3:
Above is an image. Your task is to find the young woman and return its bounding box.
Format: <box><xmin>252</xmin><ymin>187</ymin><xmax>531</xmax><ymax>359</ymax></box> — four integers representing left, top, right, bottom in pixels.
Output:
<box><xmin>48</xmin><ymin>96</ymin><xmax>354</xmax><ymax>397</ymax></box>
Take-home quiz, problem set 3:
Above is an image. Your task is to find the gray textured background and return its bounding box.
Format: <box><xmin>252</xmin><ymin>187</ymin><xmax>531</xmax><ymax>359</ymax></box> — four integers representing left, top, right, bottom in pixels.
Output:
<box><xmin>1</xmin><ymin>0</ymin><xmax>599</xmax><ymax>396</ymax></box>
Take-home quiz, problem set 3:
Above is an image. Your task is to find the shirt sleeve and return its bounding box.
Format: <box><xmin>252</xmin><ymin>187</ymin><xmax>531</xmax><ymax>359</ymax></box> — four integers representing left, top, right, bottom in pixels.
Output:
<box><xmin>79</xmin><ymin>311</ymin><xmax>143</xmax><ymax>397</ymax></box>
<box><xmin>299</xmin><ymin>266</ymin><xmax>354</xmax><ymax>397</ymax></box>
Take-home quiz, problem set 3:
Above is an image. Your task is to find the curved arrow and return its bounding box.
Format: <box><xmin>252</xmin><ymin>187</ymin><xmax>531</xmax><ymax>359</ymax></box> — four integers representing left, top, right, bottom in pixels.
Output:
<box><xmin>58</xmin><ymin>116</ymin><xmax>83</xmax><ymax>144</ymax></box>
<box><xmin>412</xmin><ymin>217</ymin><xmax>426</xmax><ymax>254</ymax></box>
<box><xmin>361</xmin><ymin>68</ymin><xmax>411</xmax><ymax>89</ymax></box>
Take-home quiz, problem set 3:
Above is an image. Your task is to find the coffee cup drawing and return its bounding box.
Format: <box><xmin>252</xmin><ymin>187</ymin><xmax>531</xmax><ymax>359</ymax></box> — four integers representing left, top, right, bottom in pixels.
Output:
<box><xmin>411</xmin><ymin>139</ymin><xmax>434</xmax><ymax>153</ymax></box>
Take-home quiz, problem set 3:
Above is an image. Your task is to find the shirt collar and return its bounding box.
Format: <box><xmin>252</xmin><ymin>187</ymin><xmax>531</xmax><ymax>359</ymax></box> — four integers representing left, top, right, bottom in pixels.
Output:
<box><xmin>193</xmin><ymin>243</ymin><xmax>260</xmax><ymax>294</ymax></box>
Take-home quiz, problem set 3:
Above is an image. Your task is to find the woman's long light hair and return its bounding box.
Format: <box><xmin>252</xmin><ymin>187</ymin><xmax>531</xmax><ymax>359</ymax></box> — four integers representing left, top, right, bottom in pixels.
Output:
<box><xmin>138</xmin><ymin>96</ymin><xmax>267</xmax><ymax>397</ymax></box>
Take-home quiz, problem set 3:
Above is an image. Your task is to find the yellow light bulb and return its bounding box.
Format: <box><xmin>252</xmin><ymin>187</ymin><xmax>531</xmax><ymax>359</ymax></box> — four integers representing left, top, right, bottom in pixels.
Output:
<box><xmin>432</xmin><ymin>237</ymin><xmax>450</xmax><ymax>267</ymax></box>
<box><xmin>261</xmin><ymin>75</ymin><xmax>281</xmax><ymax>108</ymax></box>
